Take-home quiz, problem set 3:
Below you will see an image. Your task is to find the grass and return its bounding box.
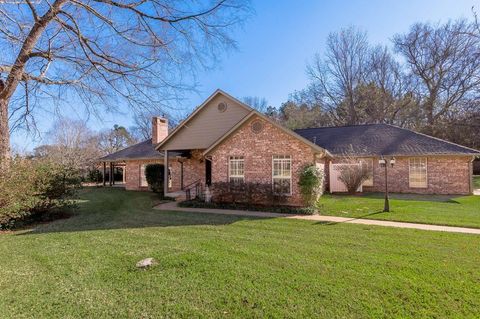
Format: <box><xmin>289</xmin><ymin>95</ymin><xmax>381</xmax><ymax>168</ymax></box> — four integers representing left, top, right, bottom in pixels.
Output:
<box><xmin>0</xmin><ymin>188</ymin><xmax>479</xmax><ymax>318</ymax></box>
<box><xmin>474</xmin><ymin>175</ymin><xmax>480</xmax><ymax>189</ymax></box>
<box><xmin>318</xmin><ymin>193</ymin><xmax>480</xmax><ymax>228</ymax></box>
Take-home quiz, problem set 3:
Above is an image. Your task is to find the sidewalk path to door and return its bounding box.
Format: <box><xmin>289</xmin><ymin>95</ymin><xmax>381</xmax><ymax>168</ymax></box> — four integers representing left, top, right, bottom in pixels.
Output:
<box><xmin>154</xmin><ymin>201</ymin><xmax>480</xmax><ymax>235</ymax></box>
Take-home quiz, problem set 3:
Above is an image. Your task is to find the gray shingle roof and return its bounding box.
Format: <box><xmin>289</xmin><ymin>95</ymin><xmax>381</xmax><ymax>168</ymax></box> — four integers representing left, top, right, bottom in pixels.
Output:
<box><xmin>295</xmin><ymin>124</ymin><xmax>480</xmax><ymax>157</ymax></box>
<box><xmin>99</xmin><ymin>139</ymin><xmax>165</xmax><ymax>161</ymax></box>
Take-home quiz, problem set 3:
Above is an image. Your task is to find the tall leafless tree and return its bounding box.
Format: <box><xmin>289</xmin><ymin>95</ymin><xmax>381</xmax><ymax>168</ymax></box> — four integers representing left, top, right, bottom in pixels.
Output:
<box><xmin>307</xmin><ymin>26</ymin><xmax>370</xmax><ymax>125</ymax></box>
<box><xmin>241</xmin><ymin>96</ymin><xmax>268</xmax><ymax>113</ymax></box>
<box><xmin>0</xmin><ymin>0</ymin><xmax>251</xmax><ymax>163</ymax></box>
<box><xmin>33</xmin><ymin>117</ymin><xmax>101</xmax><ymax>170</ymax></box>
<box><xmin>393</xmin><ymin>19</ymin><xmax>480</xmax><ymax>135</ymax></box>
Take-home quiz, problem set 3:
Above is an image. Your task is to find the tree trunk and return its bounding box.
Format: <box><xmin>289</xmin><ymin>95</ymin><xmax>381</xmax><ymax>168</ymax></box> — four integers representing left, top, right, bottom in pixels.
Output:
<box><xmin>0</xmin><ymin>97</ymin><xmax>10</xmax><ymax>164</ymax></box>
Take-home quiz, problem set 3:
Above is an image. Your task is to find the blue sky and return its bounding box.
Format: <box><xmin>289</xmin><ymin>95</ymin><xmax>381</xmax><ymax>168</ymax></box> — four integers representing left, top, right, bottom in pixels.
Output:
<box><xmin>11</xmin><ymin>0</ymin><xmax>479</xmax><ymax>152</ymax></box>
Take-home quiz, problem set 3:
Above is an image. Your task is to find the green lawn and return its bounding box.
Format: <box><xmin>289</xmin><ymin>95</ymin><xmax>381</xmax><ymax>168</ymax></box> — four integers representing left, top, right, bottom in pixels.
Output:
<box><xmin>474</xmin><ymin>175</ymin><xmax>480</xmax><ymax>189</ymax></box>
<box><xmin>319</xmin><ymin>193</ymin><xmax>480</xmax><ymax>228</ymax></box>
<box><xmin>1</xmin><ymin>188</ymin><xmax>479</xmax><ymax>318</ymax></box>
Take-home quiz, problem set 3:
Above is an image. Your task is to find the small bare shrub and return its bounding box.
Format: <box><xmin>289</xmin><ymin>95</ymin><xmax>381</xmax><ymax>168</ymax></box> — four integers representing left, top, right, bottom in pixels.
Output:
<box><xmin>337</xmin><ymin>160</ymin><xmax>372</xmax><ymax>194</ymax></box>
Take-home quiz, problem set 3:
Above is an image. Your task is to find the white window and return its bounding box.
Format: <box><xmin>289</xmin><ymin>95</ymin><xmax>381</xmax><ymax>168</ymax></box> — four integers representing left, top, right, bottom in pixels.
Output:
<box><xmin>359</xmin><ymin>158</ymin><xmax>374</xmax><ymax>186</ymax></box>
<box><xmin>229</xmin><ymin>156</ymin><xmax>244</xmax><ymax>183</ymax></box>
<box><xmin>140</xmin><ymin>164</ymin><xmax>148</xmax><ymax>187</ymax></box>
<box><xmin>409</xmin><ymin>158</ymin><xmax>427</xmax><ymax>188</ymax></box>
<box><xmin>272</xmin><ymin>155</ymin><xmax>292</xmax><ymax>194</ymax></box>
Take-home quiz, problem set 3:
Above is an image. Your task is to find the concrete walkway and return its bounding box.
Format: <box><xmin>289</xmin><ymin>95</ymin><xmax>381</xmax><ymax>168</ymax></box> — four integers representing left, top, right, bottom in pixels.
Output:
<box><xmin>154</xmin><ymin>201</ymin><xmax>480</xmax><ymax>235</ymax></box>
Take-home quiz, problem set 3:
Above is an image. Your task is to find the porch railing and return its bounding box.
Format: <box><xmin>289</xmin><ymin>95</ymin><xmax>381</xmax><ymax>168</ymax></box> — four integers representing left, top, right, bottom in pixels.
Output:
<box><xmin>184</xmin><ymin>179</ymin><xmax>204</xmax><ymax>201</ymax></box>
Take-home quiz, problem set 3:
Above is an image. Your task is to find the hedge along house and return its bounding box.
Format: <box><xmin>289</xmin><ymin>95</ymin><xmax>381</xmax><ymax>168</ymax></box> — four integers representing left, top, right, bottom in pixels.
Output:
<box><xmin>101</xmin><ymin>89</ymin><xmax>480</xmax><ymax>204</ymax></box>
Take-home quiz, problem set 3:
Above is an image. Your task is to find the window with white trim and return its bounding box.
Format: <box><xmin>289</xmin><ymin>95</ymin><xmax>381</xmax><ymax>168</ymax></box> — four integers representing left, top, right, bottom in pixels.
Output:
<box><xmin>229</xmin><ymin>156</ymin><xmax>244</xmax><ymax>183</ymax></box>
<box><xmin>140</xmin><ymin>164</ymin><xmax>148</xmax><ymax>187</ymax></box>
<box><xmin>409</xmin><ymin>157</ymin><xmax>427</xmax><ymax>188</ymax></box>
<box><xmin>272</xmin><ymin>155</ymin><xmax>292</xmax><ymax>194</ymax></box>
<box><xmin>359</xmin><ymin>158</ymin><xmax>374</xmax><ymax>186</ymax></box>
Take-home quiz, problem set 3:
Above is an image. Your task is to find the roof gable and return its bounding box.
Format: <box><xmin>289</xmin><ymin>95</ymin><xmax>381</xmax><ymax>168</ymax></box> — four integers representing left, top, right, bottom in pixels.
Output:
<box><xmin>295</xmin><ymin>124</ymin><xmax>480</xmax><ymax>156</ymax></box>
<box><xmin>157</xmin><ymin>90</ymin><xmax>252</xmax><ymax>151</ymax></box>
<box><xmin>204</xmin><ymin>110</ymin><xmax>331</xmax><ymax>156</ymax></box>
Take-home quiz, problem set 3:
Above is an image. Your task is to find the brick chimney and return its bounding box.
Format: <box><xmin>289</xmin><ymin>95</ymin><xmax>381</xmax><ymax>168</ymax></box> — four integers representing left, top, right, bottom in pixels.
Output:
<box><xmin>152</xmin><ymin>116</ymin><xmax>168</xmax><ymax>144</ymax></box>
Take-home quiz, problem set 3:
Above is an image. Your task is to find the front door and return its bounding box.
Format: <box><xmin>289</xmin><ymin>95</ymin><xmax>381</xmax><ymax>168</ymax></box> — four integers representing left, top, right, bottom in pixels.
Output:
<box><xmin>205</xmin><ymin>160</ymin><xmax>212</xmax><ymax>186</ymax></box>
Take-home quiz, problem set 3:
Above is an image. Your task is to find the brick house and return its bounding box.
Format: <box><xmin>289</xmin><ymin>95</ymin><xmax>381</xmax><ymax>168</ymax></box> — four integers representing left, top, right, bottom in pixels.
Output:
<box><xmin>101</xmin><ymin>89</ymin><xmax>480</xmax><ymax>205</ymax></box>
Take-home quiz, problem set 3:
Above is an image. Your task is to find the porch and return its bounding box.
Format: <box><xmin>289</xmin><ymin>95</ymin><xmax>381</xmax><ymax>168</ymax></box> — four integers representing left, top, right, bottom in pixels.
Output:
<box><xmin>163</xmin><ymin>150</ymin><xmax>211</xmax><ymax>200</ymax></box>
<box><xmin>100</xmin><ymin>161</ymin><xmax>126</xmax><ymax>187</ymax></box>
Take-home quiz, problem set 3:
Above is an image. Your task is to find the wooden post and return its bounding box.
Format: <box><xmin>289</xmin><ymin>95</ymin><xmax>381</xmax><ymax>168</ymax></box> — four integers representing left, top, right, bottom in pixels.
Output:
<box><xmin>103</xmin><ymin>162</ymin><xmax>106</xmax><ymax>186</ymax></box>
<box><xmin>109</xmin><ymin>162</ymin><xmax>113</xmax><ymax>186</ymax></box>
<box><xmin>164</xmin><ymin>150</ymin><xmax>168</xmax><ymax>195</ymax></box>
<box><xmin>180</xmin><ymin>161</ymin><xmax>184</xmax><ymax>190</ymax></box>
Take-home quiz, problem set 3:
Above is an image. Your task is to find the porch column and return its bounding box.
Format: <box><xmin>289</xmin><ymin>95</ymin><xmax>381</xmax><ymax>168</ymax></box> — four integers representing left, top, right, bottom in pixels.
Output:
<box><xmin>103</xmin><ymin>162</ymin><xmax>106</xmax><ymax>186</ymax></box>
<box><xmin>123</xmin><ymin>165</ymin><xmax>126</xmax><ymax>184</ymax></box>
<box><xmin>109</xmin><ymin>162</ymin><xmax>113</xmax><ymax>186</ymax></box>
<box><xmin>164</xmin><ymin>150</ymin><xmax>168</xmax><ymax>195</ymax></box>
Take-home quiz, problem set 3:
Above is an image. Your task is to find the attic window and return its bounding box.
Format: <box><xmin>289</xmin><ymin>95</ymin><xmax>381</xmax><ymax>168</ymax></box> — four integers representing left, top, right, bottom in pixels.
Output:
<box><xmin>251</xmin><ymin>120</ymin><xmax>264</xmax><ymax>134</ymax></box>
<box><xmin>217</xmin><ymin>102</ymin><xmax>227</xmax><ymax>112</ymax></box>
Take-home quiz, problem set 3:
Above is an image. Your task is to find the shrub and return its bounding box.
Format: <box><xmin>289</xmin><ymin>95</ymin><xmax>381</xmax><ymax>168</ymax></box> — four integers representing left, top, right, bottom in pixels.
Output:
<box><xmin>87</xmin><ymin>169</ymin><xmax>103</xmax><ymax>184</ymax></box>
<box><xmin>298</xmin><ymin>164</ymin><xmax>324</xmax><ymax>207</ymax></box>
<box><xmin>338</xmin><ymin>162</ymin><xmax>371</xmax><ymax>194</ymax></box>
<box><xmin>0</xmin><ymin>158</ymin><xmax>81</xmax><ymax>229</ymax></box>
<box><xmin>211</xmin><ymin>181</ymin><xmax>287</xmax><ymax>207</ymax></box>
<box><xmin>145</xmin><ymin>164</ymin><xmax>164</xmax><ymax>194</ymax></box>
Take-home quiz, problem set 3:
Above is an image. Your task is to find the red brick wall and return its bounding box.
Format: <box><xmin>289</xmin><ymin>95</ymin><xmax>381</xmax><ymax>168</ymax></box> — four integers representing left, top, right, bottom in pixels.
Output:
<box><xmin>209</xmin><ymin>116</ymin><xmax>319</xmax><ymax>205</ymax></box>
<box><xmin>125</xmin><ymin>159</ymin><xmax>163</xmax><ymax>191</ymax></box>
<box><xmin>168</xmin><ymin>157</ymin><xmax>205</xmax><ymax>192</ymax></box>
<box><xmin>329</xmin><ymin>156</ymin><xmax>472</xmax><ymax>195</ymax></box>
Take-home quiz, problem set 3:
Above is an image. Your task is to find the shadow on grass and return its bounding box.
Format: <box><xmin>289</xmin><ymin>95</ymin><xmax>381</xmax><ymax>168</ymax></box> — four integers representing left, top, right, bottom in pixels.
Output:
<box><xmin>355</xmin><ymin>192</ymin><xmax>462</xmax><ymax>203</ymax></box>
<box><xmin>314</xmin><ymin>210</ymin><xmax>387</xmax><ymax>226</ymax></box>
<box><xmin>18</xmin><ymin>188</ymin><xmax>269</xmax><ymax>236</ymax></box>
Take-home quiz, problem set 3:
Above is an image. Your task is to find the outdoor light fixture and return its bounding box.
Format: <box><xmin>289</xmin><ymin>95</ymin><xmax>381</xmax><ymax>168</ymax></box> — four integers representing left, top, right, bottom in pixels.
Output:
<box><xmin>380</xmin><ymin>156</ymin><xmax>395</xmax><ymax>212</ymax></box>
<box><xmin>390</xmin><ymin>157</ymin><xmax>396</xmax><ymax>166</ymax></box>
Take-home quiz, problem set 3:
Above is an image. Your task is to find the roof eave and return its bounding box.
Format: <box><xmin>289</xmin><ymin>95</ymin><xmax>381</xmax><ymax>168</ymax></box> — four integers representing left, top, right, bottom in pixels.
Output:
<box><xmin>331</xmin><ymin>152</ymin><xmax>480</xmax><ymax>157</ymax></box>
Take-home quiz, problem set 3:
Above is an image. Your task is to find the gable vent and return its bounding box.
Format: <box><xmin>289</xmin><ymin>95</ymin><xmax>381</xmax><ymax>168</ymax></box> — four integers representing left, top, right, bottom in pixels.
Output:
<box><xmin>217</xmin><ymin>102</ymin><xmax>227</xmax><ymax>112</ymax></box>
<box><xmin>251</xmin><ymin>120</ymin><xmax>264</xmax><ymax>134</ymax></box>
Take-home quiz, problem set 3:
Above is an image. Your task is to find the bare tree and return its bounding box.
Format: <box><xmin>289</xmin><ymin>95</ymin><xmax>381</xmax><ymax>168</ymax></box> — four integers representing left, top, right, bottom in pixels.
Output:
<box><xmin>98</xmin><ymin>124</ymin><xmax>136</xmax><ymax>154</ymax></box>
<box><xmin>277</xmin><ymin>89</ymin><xmax>330</xmax><ymax>129</ymax></box>
<box><xmin>130</xmin><ymin>110</ymin><xmax>158</xmax><ymax>141</ymax></box>
<box><xmin>0</xmin><ymin>0</ymin><xmax>251</xmax><ymax>163</ymax></box>
<box><xmin>363</xmin><ymin>46</ymin><xmax>418</xmax><ymax>126</ymax></box>
<box><xmin>130</xmin><ymin>108</ymin><xmax>179</xmax><ymax>141</ymax></box>
<box><xmin>393</xmin><ymin>19</ymin><xmax>480</xmax><ymax>135</ymax></box>
<box><xmin>33</xmin><ymin>117</ymin><xmax>101</xmax><ymax>171</ymax></box>
<box><xmin>337</xmin><ymin>157</ymin><xmax>372</xmax><ymax>194</ymax></box>
<box><xmin>307</xmin><ymin>26</ymin><xmax>370</xmax><ymax>125</ymax></box>
<box><xmin>241</xmin><ymin>96</ymin><xmax>268</xmax><ymax>113</ymax></box>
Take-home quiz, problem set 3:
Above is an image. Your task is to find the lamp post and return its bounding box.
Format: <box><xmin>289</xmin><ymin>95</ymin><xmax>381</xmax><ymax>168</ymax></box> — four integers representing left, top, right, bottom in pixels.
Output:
<box><xmin>379</xmin><ymin>156</ymin><xmax>395</xmax><ymax>212</ymax></box>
